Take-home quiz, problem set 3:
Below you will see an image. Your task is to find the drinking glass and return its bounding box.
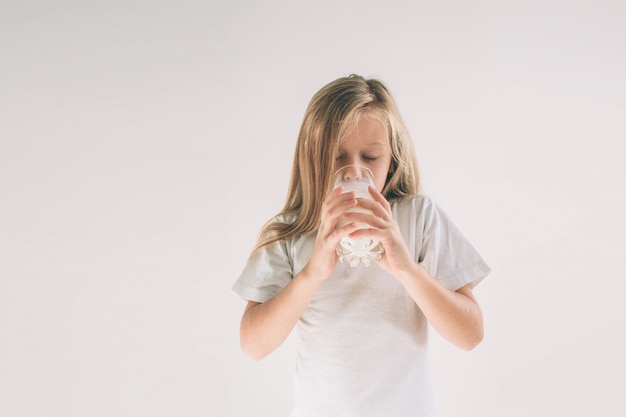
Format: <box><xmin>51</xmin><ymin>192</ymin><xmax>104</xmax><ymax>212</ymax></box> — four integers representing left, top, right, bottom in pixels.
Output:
<box><xmin>333</xmin><ymin>165</ymin><xmax>384</xmax><ymax>267</ymax></box>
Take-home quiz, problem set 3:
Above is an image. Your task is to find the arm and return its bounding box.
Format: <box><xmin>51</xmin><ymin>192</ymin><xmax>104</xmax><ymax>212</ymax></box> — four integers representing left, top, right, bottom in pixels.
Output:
<box><xmin>396</xmin><ymin>266</ymin><xmax>483</xmax><ymax>350</ymax></box>
<box><xmin>347</xmin><ymin>188</ymin><xmax>484</xmax><ymax>350</ymax></box>
<box><xmin>240</xmin><ymin>268</ymin><xmax>323</xmax><ymax>361</ymax></box>
<box><xmin>239</xmin><ymin>187</ymin><xmax>360</xmax><ymax>360</ymax></box>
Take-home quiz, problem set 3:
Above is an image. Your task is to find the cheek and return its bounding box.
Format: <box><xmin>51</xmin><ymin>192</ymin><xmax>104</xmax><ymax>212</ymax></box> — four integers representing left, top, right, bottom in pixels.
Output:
<box><xmin>374</xmin><ymin>172</ymin><xmax>388</xmax><ymax>192</ymax></box>
<box><xmin>377</xmin><ymin>160</ymin><xmax>393</xmax><ymax>188</ymax></box>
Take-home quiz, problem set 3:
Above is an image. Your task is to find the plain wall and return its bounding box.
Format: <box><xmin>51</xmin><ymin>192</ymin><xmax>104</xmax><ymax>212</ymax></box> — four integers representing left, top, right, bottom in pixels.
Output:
<box><xmin>1</xmin><ymin>1</ymin><xmax>625</xmax><ymax>416</ymax></box>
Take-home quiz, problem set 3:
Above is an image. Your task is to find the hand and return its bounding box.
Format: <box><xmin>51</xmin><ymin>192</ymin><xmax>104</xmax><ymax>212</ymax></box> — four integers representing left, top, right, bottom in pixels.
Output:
<box><xmin>303</xmin><ymin>186</ymin><xmax>360</xmax><ymax>282</ymax></box>
<box><xmin>343</xmin><ymin>186</ymin><xmax>415</xmax><ymax>277</ymax></box>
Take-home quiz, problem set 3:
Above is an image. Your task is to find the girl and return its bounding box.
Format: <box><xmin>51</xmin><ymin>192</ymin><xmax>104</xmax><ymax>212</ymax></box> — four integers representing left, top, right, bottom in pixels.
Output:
<box><xmin>232</xmin><ymin>74</ymin><xmax>490</xmax><ymax>417</ymax></box>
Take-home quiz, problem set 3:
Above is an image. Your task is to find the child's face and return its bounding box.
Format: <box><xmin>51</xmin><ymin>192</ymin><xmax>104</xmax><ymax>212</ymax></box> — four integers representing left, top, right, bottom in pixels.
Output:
<box><xmin>336</xmin><ymin>115</ymin><xmax>393</xmax><ymax>193</ymax></box>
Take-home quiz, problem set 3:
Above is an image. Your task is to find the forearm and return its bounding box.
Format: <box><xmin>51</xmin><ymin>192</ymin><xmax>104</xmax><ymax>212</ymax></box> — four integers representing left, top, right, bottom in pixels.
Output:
<box><xmin>397</xmin><ymin>263</ymin><xmax>483</xmax><ymax>350</ymax></box>
<box><xmin>240</xmin><ymin>268</ymin><xmax>323</xmax><ymax>360</ymax></box>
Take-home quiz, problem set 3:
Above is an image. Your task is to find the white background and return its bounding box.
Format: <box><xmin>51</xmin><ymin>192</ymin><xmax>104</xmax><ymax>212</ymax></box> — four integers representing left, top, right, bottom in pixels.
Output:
<box><xmin>2</xmin><ymin>1</ymin><xmax>625</xmax><ymax>416</ymax></box>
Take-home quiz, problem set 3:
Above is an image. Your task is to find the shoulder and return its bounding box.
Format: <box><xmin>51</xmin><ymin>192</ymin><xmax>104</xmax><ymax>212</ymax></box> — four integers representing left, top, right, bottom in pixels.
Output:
<box><xmin>258</xmin><ymin>212</ymin><xmax>311</xmax><ymax>254</ymax></box>
<box><xmin>390</xmin><ymin>194</ymin><xmax>436</xmax><ymax>215</ymax></box>
<box><xmin>268</xmin><ymin>212</ymin><xmax>297</xmax><ymax>225</ymax></box>
<box><xmin>390</xmin><ymin>195</ymin><xmax>446</xmax><ymax>234</ymax></box>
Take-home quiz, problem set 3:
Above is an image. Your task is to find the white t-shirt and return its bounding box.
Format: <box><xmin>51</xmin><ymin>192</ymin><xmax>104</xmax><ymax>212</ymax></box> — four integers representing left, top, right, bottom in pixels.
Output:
<box><xmin>232</xmin><ymin>195</ymin><xmax>490</xmax><ymax>417</ymax></box>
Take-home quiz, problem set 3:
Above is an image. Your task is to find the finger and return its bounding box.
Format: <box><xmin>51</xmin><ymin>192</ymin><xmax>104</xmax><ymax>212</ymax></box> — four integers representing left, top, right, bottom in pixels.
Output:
<box><xmin>356</xmin><ymin>197</ymin><xmax>390</xmax><ymax>220</ymax></box>
<box><xmin>368</xmin><ymin>186</ymin><xmax>392</xmax><ymax>211</ymax></box>
<box><xmin>347</xmin><ymin>227</ymin><xmax>382</xmax><ymax>241</ymax></box>
<box><xmin>319</xmin><ymin>192</ymin><xmax>357</xmax><ymax>236</ymax></box>
<box><xmin>322</xmin><ymin>187</ymin><xmax>352</xmax><ymax>213</ymax></box>
<box><xmin>324</xmin><ymin>185</ymin><xmax>344</xmax><ymax>204</ymax></box>
<box><xmin>331</xmin><ymin>221</ymin><xmax>361</xmax><ymax>241</ymax></box>
<box><xmin>347</xmin><ymin>226</ymin><xmax>394</xmax><ymax>243</ymax></box>
<box><xmin>320</xmin><ymin>219</ymin><xmax>359</xmax><ymax>247</ymax></box>
<box><xmin>343</xmin><ymin>211</ymin><xmax>386</xmax><ymax>229</ymax></box>
<box><xmin>326</xmin><ymin>191</ymin><xmax>357</xmax><ymax>219</ymax></box>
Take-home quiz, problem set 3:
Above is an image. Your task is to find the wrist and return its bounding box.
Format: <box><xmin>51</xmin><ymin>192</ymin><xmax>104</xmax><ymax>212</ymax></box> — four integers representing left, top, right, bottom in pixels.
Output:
<box><xmin>300</xmin><ymin>263</ymin><xmax>331</xmax><ymax>286</ymax></box>
<box><xmin>394</xmin><ymin>261</ymin><xmax>426</xmax><ymax>285</ymax></box>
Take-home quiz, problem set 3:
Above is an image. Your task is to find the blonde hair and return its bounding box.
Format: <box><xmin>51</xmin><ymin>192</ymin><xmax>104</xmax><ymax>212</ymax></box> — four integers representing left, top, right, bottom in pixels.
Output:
<box><xmin>253</xmin><ymin>74</ymin><xmax>420</xmax><ymax>252</ymax></box>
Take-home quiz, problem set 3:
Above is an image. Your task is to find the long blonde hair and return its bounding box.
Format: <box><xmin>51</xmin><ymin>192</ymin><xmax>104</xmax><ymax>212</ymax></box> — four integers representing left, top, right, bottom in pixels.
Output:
<box><xmin>253</xmin><ymin>74</ymin><xmax>420</xmax><ymax>252</ymax></box>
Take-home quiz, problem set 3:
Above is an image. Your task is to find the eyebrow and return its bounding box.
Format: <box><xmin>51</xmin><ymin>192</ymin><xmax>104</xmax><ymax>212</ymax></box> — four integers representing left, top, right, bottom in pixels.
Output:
<box><xmin>337</xmin><ymin>136</ymin><xmax>390</xmax><ymax>149</ymax></box>
<box><xmin>337</xmin><ymin>142</ymin><xmax>388</xmax><ymax>151</ymax></box>
<box><xmin>360</xmin><ymin>141</ymin><xmax>389</xmax><ymax>149</ymax></box>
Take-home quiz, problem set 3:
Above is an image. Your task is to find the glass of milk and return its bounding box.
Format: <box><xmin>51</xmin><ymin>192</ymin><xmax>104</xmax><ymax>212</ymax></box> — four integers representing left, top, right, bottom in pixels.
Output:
<box><xmin>333</xmin><ymin>165</ymin><xmax>384</xmax><ymax>267</ymax></box>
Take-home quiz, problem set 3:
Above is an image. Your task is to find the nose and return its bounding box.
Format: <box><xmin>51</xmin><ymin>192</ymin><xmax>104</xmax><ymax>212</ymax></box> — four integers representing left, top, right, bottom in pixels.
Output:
<box><xmin>341</xmin><ymin>165</ymin><xmax>362</xmax><ymax>181</ymax></box>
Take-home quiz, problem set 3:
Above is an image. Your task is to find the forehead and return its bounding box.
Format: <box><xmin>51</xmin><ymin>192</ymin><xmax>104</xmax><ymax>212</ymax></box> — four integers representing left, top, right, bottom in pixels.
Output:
<box><xmin>339</xmin><ymin>114</ymin><xmax>389</xmax><ymax>148</ymax></box>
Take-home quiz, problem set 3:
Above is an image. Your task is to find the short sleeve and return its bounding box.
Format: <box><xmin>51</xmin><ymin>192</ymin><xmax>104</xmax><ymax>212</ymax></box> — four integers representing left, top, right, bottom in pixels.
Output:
<box><xmin>418</xmin><ymin>197</ymin><xmax>490</xmax><ymax>291</ymax></box>
<box><xmin>231</xmin><ymin>238</ymin><xmax>294</xmax><ymax>303</ymax></box>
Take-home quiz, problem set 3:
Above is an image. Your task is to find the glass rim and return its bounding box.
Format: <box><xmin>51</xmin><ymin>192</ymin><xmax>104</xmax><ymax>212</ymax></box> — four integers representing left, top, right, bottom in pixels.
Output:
<box><xmin>332</xmin><ymin>164</ymin><xmax>375</xmax><ymax>177</ymax></box>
